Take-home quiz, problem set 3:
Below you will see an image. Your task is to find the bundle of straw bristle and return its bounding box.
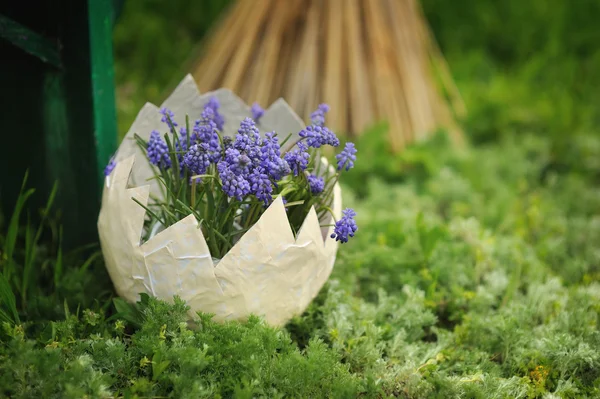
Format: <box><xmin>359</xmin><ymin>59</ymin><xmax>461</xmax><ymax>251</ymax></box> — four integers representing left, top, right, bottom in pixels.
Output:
<box><xmin>190</xmin><ymin>0</ymin><xmax>465</xmax><ymax>151</ymax></box>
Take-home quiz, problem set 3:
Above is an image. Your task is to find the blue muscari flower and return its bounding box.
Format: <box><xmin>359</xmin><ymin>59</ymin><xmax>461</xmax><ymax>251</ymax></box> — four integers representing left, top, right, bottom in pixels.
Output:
<box><xmin>234</xmin><ymin>117</ymin><xmax>262</xmax><ymax>164</ymax></box>
<box><xmin>147</xmin><ymin>130</ymin><xmax>172</xmax><ymax>169</ymax></box>
<box><xmin>235</xmin><ymin>118</ymin><xmax>261</xmax><ymax>148</ymax></box>
<box><xmin>218</xmin><ymin>161</ymin><xmax>251</xmax><ymax>201</ymax></box>
<box><xmin>179</xmin><ymin>126</ymin><xmax>198</xmax><ymax>144</ymax></box>
<box><xmin>193</xmin><ymin>117</ymin><xmax>222</xmax><ymax>163</ymax></box>
<box><xmin>307</xmin><ymin>174</ymin><xmax>325</xmax><ymax>194</ymax></box>
<box><xmin>183</xmin><ymin>143</ymin><xmax>211</xmax><ymax>176</ymax></box>
<box><xmin>251</xmin><ymin>102</ymin><xmax>264</xmax><ymax>122</ymax></box>
<box><xmin>336</xmin><ymin>142</ymin><xmax>357</xmax><ymax>171</ymax></box>
<box><xmin>104</xmin><ymin>156</ymin><xmax>116</xmax><ymax>176</ymax></box>
<box><xmin>284</xmin><ymin>141</ymin><xmax>310</xmax><ymax>176</ymax></box>
<box><xmin>160</xmin><ymin>107</ymin><xmax>177</xmax><ymax>128</ymax></box>
<box><xmin>261</xmin><ymin>132</ymin><xmax>290</xmax><ymax>180</ymax></box>
<box><xmin>249</xmin><ymin>167</ymin><xmax>273</xmax><ymax>206</ymax></box>
<box><xmin>205</xmin><ymin>97</ymin><xmax>225</xmax><ymax>131</ymax></box>
<box><xmin>223</xmin><ymin>147</ymin><xmax>252</xmax><ymax>175</ymax></box>
<box><xmin>299</xmin><ymin>124</ymin><xmax>340</xmax><ymax>148</ymax></box>
<box><xmin>331</xmin><ymin>208</ymin><xmax>358</xmax><ymax>243</ymax></box>
<box><xmin>310</xmin><ymin>103</ymin><xmax>330</xmax><ymax>126</ymax></box>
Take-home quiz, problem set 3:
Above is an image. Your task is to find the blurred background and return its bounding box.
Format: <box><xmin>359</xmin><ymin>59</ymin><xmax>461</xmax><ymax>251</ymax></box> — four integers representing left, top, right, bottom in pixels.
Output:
<box><xmin>114</xmin><ymin>0</ymin><xmax>600</xmax><ymax>146</ymax></box>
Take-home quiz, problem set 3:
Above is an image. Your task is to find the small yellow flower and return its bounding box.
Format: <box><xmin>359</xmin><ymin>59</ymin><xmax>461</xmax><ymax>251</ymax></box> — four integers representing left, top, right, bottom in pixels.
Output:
<box><xmin>529</xmin><ymin>365</ymin><xmax>549</xmax><ymax>387</ymax></box>
<box><xmin>115</xmin><ymin>320</ymin><xmax>125</xmax><ymax>333</ymax></box>
<box><xmin>45</xmin><ymin>341</ymin><xmax>59</xmax><ymax>349</ymax></box>
<box><xmin>140</xmin><ymin>356</ymin><xmax>152</xmax><ymax>368</ymax></box>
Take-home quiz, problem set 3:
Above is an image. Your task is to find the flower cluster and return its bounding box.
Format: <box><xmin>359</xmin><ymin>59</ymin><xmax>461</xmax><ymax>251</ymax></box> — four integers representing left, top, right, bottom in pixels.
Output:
<box><xmin>115</xmin><ymin>98</ymin><xmax>359</xmax><ymax>255</ymax></box>
<box><xmin>331</xmin><ymin>208</ymin><xmax>358</xmax><ymax>244</ymax></box>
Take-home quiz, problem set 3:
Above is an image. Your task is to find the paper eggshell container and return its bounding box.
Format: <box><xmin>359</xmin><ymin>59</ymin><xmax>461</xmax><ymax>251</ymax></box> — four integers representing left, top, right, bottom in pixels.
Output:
<box><xmin>97</xmin><ymin>74</ymin><xmax>342</xmax><ymax>327</ymax></box>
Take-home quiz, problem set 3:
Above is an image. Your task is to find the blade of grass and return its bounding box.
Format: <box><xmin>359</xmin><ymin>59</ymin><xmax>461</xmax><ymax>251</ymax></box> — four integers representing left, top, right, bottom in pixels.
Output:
<box><xmin>131</xmin><ymin>197</ymin><xmax>168</xmax><ymax>228</ymax></box>
<box><xmin>53</xmin><ymin>226</ymin><xmax>63</xmax><ymax>289</ymax></box>
<box><xmin>4</xmin><ymin>172</ymin><xmax>35</xmax><ymax>282</ymax></box>
<box><xmin>0</xmin><ymin>272</ymin><xmax>19</xmax><ymax>325</ymax></box>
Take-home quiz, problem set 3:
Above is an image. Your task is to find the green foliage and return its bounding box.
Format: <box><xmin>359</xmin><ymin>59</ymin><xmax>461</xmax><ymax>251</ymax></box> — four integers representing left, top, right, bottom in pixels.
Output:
<box><xmin>0</xmin><ymin>173</ymin><xmax>113</xmax><ymax>335</ymax></box>
<box><xmin>2</xmin><ymin>129</ymin><xmax>599</xmax><ymax>398</ymax></box>
<box><xmin>421</xmin><ymin>0</ymin><xmax>600</xmax><ymax>144</ymax></box>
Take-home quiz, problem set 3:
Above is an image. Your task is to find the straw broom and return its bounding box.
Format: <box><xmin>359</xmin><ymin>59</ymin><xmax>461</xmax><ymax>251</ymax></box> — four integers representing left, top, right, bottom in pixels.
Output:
<box><xmin>190</xmin><ymin>0</ymin><xmax>465</xmax><ymax>152</ymax></box>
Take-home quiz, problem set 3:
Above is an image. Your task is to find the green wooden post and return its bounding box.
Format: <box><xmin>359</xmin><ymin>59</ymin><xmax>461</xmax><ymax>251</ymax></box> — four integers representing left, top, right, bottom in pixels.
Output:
<box><xmin>0</xmin><ymin>1</ymin><xmax>120</xmax><ymax>248</ymax></box>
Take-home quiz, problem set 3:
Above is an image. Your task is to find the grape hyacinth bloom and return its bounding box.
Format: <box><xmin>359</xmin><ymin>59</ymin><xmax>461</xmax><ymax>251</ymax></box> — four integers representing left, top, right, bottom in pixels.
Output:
<box><xmin>307</xmin><ymin>174</ymin><xmax>325</xmax><ymax>194</ymax></box>
<box><xmin>160</xmin><ymin>107</ymin><xmax>177</xmax><ymax>128</ymax></box>
<box><xmin>331</xmin><ymin>208</ymin><xmax>358</xmax><ymax>243</ymax></box>
<box><xmin>234</xmin><ymin>117</ymin><xmax>262</xmax><ymax>164</ymax></box>
<box><xmin>193</xmin><ymin>116</ymin><xmax>221</xmax><ymax>163</ymax></box>
<box><xmin>223</xmin><ymin>148</ymin><xmax>252</xmax><ymax>175</ymax></box>
<box><xmin>175</xmin><ymin>127</ymin><xmax>190</xmax><ymax>174</ymax></box>
<box><xmin>218</xmin><ymin>163</ymin><xmax>251</xmax><ymax>201</ymax></box>
<box><xmin>147</xmin><ymin>130</ymin><xmax>172</xmax><ymax>169</ymax></box>
<box><xmin>249</xmin><ymin>167</ymin><xmax>273</xmax><ymax>206</ymax></box>
<box><xmin>104</xmin><ymin>157</ymin><xmax>116</xmax><ymax>176</ymax></box>
<box><xmin>299</xmin><ymin>124</ymin><xmax>340</xmax><ymax>148</ymax></box>
<box><xmin>205</xmin><ymin>97</ymin><xmax>225</xmax><ymax>131</ymax></box>
<box><xmin>183</xmin><ymin>143</ymin><xmax>211</xmax><ymax>176</ymax></box>
<box><xmin>251</xmin><ymin>102</ymin><xmax>264</xmax><ymax>123</ymax></box>
<box><xmin>284</xmin><ymin>141</ymin><xmax>310</xmax><ymax>176</ymax></box>
<box><xmin>261</xmin><ymin>132</ymin><xmax>290</xmax><ymax>180</ymax></box>
<box><xmin>336</xmin><ymin>142</ymin><xmax>357</xmax><ymax>171</ymax></box>
<box><xmin>310</xmin><ymin>103</ymin><xmax>330</xmax><ymax>126</ymax></box>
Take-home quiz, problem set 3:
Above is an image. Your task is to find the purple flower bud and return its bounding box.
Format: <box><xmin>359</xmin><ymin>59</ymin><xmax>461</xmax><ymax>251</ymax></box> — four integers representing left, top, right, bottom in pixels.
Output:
<box><xmin>330</xmin><ymin>208</ymin><xmax>358</xmax><ymax>243</ymax></box>
<box><xmin>310</xmin><ymin>103</ymin><xmax>330</xmax><ymax>126</ymax></box>
<box><xmin>104</xmin><ymin>156</ymin><xmax>116</xmax><ymax>176</ymax></box>
<box><xmin>249</xmin><ymin>167</ymin><xmax>273</xmax><ymax>206</ymax></box>
<box><xmin>307</xmin><ymin>174</ymin><xmax>325</xmax><ymax>194</ymax></box>
<box><xmin>160</xmin><ymin>107</ymin><xmax>177</xmax><ymax>128</ymax></box>
<box><xmin>284</xmin><ymin>141</ymin><xmax>310</xmax><ymax>176</ymax></box>
<box><xmin>336</xmin><ymin>142</ymin><xmax>357</xmax><ymax>171</ymax></box>
<box><xmin>183</xmin><ymin>143</ymin><xmax>211</xmax><ymax>176</ymax></box>
<box><xmin>193</xmin><ymin>117</ymin><xmax>222</xmax><ymax>163</ymax></box>
<box><xmin>218</xmin><ymin>162</ymin><xmax>251</xmax><ymax>201</ymax></box>
<box><xmin>233</xmin><ymin>117</ymin><xmax>262</xmax><ymax>164</ymax></box>
<box><xmin>261</xmin><ymin>132</ymin><xmax>290</xmax><ymax>180</ymax></box>
<box><xmin>147</xmin><ymin>130</ymin><xmax>172</xmax><ymax>170</ymax></box>
<box><xmin>204</xmin><ymin>97</ymin><xmax>225</xmax><ymax>131</ymax></box>
<box><xmin>251</xmin><ymin>102</ymin><xmax>265</xmax><ymax>123</ymax></box>
<box><xmin>299</xmin><ymin>125</ymin><xmax>340</xmax><ymax>148</ymax></box>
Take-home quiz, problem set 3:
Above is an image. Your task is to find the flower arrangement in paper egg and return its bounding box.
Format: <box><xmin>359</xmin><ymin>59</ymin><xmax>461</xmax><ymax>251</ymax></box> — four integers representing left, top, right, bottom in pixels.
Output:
<box><xmin>98</xmin><ymin>75</ymin><xmax>358</xmax><ymax>326</ymax></box>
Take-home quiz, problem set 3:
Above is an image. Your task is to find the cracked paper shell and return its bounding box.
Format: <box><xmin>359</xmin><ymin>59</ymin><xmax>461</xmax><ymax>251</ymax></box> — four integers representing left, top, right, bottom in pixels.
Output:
<box><xmin>97</xmin><ymin>74</ymin><xmax>342</xmax><ymax>327</ymax></box>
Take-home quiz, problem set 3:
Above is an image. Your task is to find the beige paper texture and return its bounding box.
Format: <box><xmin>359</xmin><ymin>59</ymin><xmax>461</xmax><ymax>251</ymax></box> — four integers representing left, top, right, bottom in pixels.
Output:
<box><xmin>98</xmin><ymin>75</ymin><xmax>342</xmax><ymax>326</ymax></box>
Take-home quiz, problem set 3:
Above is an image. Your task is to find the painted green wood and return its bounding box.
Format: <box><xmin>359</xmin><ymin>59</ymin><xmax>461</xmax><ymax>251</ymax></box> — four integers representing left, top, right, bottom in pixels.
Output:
<box><xmin>0</xmin><ymin>1</ymin><xmax>119</xmax><ymax>249</ymax></box>
<box><xmin>89</xmin><ymin>0</ymin><xmax>118</xmax><ymax>186</ymax></box>
<box><xmin>0</xmin><ymin>14</ymin><xmax>61</xmax><ymax>68</ymax></box>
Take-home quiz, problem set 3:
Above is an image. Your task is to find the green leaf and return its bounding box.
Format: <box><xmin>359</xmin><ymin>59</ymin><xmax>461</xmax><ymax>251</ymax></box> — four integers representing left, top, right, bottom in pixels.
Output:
<box><xmin>416</xmin><ymin>212</ymin><xmax>445</xmax><ymax>261</ymax></box>
<box><xmin>0</xmin><ymin>272</ymin><xmax>19</xmax><ymax>325</ymax></box>
<box><xmin>3</xmin><ymin>171</ymin><xmax>35</xmax><ymax>281</ymax></box>
<box><xmin>111</xmin><ymin>297</ymin><xmax>144</xmax><ymax>328</ymax></box>
<box><xmin>152</xmin><ymin>351</ymin><xmax>171</xmax><ymax>381</ymax></box>
<box><xmin>53</xmin><ymin>226</ymin><xmax>64</xmax><ymax>288</ymax></box>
